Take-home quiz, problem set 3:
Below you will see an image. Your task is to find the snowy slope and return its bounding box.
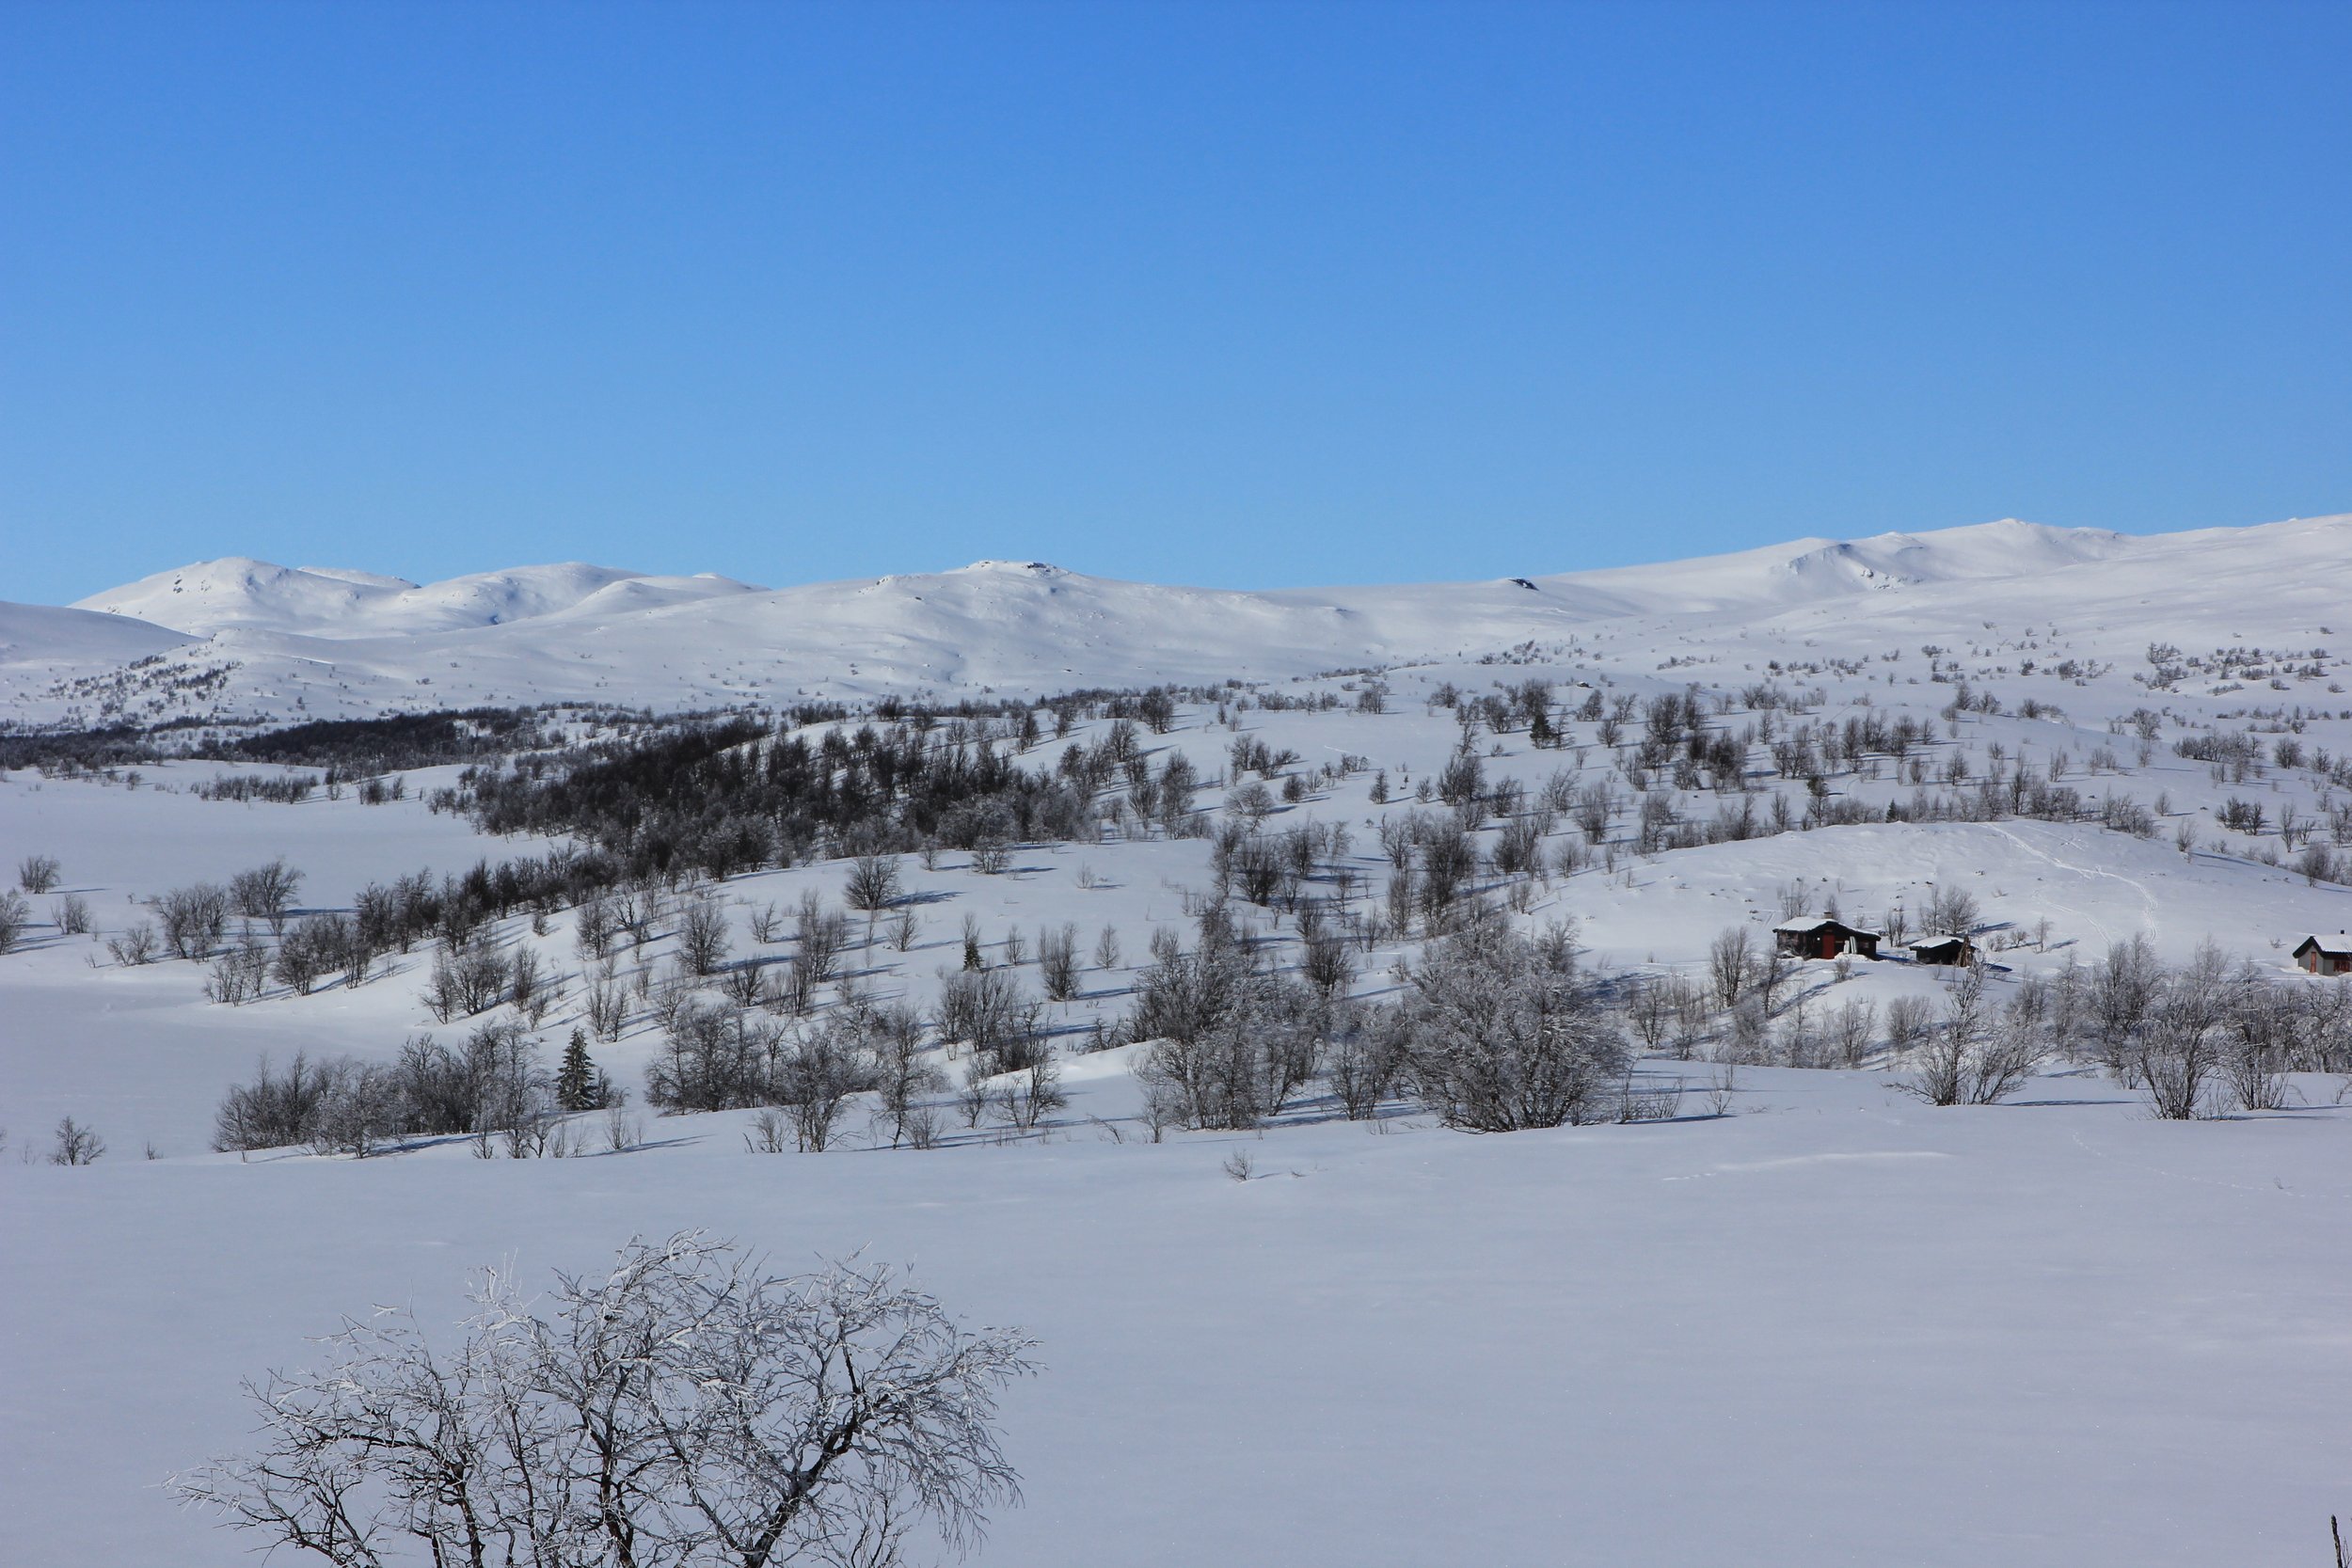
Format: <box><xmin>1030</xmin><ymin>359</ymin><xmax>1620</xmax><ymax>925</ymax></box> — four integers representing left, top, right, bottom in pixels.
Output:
<box><xmin>1546</xmin><ymin>516</ymin><xmax>2141</xmax><ymax>612</ymax></box>
<box><xmin>6</xmin><ymin>512</ymin><xmax>2343</xmax><ymax>726</ymax></box>
<box><xmin>71</xmin><ymin>557</ymin><xmax>764</xmax><ymax>639</ymax></box>
<box><xmin>0</xmin><ymin>600</ymin><xmax>192</xmax><ymax>668</ymax></box>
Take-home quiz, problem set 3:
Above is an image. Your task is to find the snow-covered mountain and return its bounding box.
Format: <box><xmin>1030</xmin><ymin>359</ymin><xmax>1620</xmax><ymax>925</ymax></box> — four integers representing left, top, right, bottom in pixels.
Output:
<box><xmin>8</xmin><ymin>513</ymin><xmax>2349</xmax><ymax>725</ymax></box>
<box><xmin>72</xmin><ymin>558</ymin><xmax>765</xmax><ymax>639</ymax></box>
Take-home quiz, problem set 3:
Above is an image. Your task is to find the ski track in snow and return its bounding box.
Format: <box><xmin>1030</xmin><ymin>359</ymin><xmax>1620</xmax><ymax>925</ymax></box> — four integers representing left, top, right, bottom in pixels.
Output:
<box><xmin>1981</xmin><ymin>823</ymin><xmax>2160</xmax><ymax>946</ymax></box>
<box><xmin>2068</xmin><ymin>1127</ymin><xmax>2352</xmax><ymax>1204</ymax></box>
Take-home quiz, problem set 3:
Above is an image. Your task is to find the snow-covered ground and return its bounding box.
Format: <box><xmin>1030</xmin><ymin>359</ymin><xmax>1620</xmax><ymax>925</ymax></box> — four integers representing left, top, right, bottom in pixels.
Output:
<box><xmin>5</xmin><ymin>514</ymin><xmax>2351</xmax><ymax>1564</ymax></box>
<box><xmin>8</xmin><ymin>1068</ymin><xmax>2349</xmax><ymax>1566</ymax></box>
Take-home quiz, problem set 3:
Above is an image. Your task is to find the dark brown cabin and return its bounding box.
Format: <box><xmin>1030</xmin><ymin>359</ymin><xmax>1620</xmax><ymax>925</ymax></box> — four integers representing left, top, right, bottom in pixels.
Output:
<box><xmin>1908</xmin><ymin>934</ymin><xmax>1977</xmax><ymax>967</ymax></box>
<box><xmin>2293</xmin><ymin>934</ymin><xmax>2352</xmax><ymax>977</ymax></box>
<box><xmin>1772</xmin><ymin>916</ymin><xmax>1880</xmax><ymax>961</ymax></box>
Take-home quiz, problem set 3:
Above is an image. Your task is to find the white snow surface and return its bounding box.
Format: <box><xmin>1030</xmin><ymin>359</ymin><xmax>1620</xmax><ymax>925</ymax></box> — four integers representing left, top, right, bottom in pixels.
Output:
<box><xmin>10</xmin><ymin>1071</ymin><xmax>2347</xmax><ymax>1567</ymax></box>
<box><xmin>0</xmin><ymin>599</ymin><xmax>192</xmax><ymax>667</ymax></box>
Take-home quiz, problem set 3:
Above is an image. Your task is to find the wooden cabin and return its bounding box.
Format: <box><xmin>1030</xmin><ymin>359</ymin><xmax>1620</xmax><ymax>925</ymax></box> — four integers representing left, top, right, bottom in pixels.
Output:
<box><xmin>1772</xmin><ymin>916</ymin><xmax>1880</xmax><ymax>961</ymax></box>
<box><xmin>2292</xmin><ymin>933</ymin><xmax>2352</xmax><ymax>977</ymax></box>
<box><xmin>1908</xmin><ymin>934</ymin><xmax>1977</xmax><ymax>967</ymax></box>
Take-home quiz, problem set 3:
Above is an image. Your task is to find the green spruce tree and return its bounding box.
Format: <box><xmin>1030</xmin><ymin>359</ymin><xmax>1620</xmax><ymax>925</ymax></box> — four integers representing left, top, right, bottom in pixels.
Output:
<box><xmin>557</xmin><ymin>1027</ymin><xmax>601</xmax><ymax>1112</ymax></box>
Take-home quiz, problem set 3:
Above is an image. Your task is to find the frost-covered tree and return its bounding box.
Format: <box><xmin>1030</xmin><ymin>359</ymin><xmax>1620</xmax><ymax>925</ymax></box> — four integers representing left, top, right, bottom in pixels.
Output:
<box><xmin>1391</xmin><ymin>919</ymin><xmax>1626</xmax><ymax>1132</ymax></box>
<box><xmin>1037</xmin><ymin>923</ymin><xmax>1081</xmax><ymax>1002</ymax></box>
<box><xmin>843</xmin><ymin>854</ymin><xmax>903</xmax><ymax>946</ymax></box>
<box><xmin>676</xmin><ymin>895</ymin><xmax>732</xmax><ymax>976</ymax></box>
<box><xmin>0</xmin><ymin>890</ymin><xmax>30</xmax><ymax>954</ymax></box>
<box><xmin>1125</xmin><ymin>905</ymin><xmax>1329</xmax><ymax>1131</ymax></box>
<box><xmin>230</xmin><ymin>859</ymin><xmax>304</xmax><ymax>936</ymax></box>
<box><xmin>157</xmin><ymin>882</ymin><xmax>230</xmax><ymax>960</ymax></box>
<box><xmin>1707</xmin><ymin>927</ymin><xmax>1754</xmax><ymax>1009</ymax></box>
<box><xmin>1899</xmin><ymin>963</ymin><xmax>2042</xmax><ymax>1106</ymax></box>
<box><xmin>174</xmin><ymin>1234</ymin><xmax>1037</xmax><ymax>1568</ymax></box>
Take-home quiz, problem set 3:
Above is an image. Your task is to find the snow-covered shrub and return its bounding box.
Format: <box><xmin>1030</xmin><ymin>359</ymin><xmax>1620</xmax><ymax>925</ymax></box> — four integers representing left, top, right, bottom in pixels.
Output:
<box><xmin>1391</xmin><ymin>918</ymin><xmax>1627</xmax><ymax>1132</ymax></box>
<box><xmin>105</xmin><ymin>922</ymin><xmax>159</xmax><ymax>966</ymax></box>
<box><xmin>1899</xmin><ymin>963</ymin><xmax>2042</xmax><ymax>1106</ymax></box>
<box><xmin>1130</xmin><ymin>913</ymin><xmax>1326</xmax><ymax>1131</ymax></box>
<box><xmin>938</xmin><ymin>968</ymin><xmax>1043</xmax><ymax>1075</ymax></box>
<box><xmin>155</xmin><ymin>881</ymin><xmax>230</xmax><ymax>960</ymax></box>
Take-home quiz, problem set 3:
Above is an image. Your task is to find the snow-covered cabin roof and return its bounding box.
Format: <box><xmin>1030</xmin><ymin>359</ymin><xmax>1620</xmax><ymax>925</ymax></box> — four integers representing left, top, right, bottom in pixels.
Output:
<box><xmin>1773</xmin><ymin>915</ymin><xmax>1880</xmax><ymax>937</ymax></box>
<box><xmin>2293</xmin><ymin>933</ymin><xmax>2352</xmax><ymax>958</ymax></box>
<box><xmin>1909</xmin><ymin>934</ymin><xmax>1972</xmax><ymax>950</ymax></box>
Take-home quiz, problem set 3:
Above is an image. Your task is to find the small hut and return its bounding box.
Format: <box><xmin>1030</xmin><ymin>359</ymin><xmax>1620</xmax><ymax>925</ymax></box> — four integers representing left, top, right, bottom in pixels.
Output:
<box><xmin>1908</xmin><ymin>934</ymin><xmax>1976</xmax><ymax>967</ymax></box>
<box><xmin>1772</xmin><ymin>916</ymin><xmax>1880</xmax><ymax>961</ymax></box>
<box><xmin>2292</xmin><ymin>933</ymin><xmax>2352</xmax><ymax>977</ymax></box>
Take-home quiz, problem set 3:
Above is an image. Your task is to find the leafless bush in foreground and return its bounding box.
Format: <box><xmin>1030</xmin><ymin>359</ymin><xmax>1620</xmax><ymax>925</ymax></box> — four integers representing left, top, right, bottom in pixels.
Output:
<box><xmin>174</xmin><ymin>1233</ymin><xmax>1037</xmax><ymax>1568</ymax></box>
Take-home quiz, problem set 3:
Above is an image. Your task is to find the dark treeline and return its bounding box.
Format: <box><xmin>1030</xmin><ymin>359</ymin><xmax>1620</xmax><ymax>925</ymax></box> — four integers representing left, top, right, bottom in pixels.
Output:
<box><xmin>0</xmin><ymin>723</ymin><xmax>164</xmax><ymax>772</ymax></box>
<box><xmin>195</xmin><ymin>771</ymin><xmax>323</xmax><ymax>804</ymax></box>
<box><xmin>452</xmin><ymin>716</ymin><xmax>1114</xmax><ymax>882</ymax></box>
<box><xmin>217</xmin><ymin>708</ymin><xmax>557</xmax><ymax>774</ymax></box>
<box><xmin>0</xmin><ymin>707</ymin><xmax>560</xmax><ymax>777</ymax></box>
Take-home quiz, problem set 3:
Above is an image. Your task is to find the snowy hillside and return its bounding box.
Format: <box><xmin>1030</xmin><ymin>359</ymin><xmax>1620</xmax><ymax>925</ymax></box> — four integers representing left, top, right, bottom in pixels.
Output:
<box><xmin>71</xmin><ymin>557</ymin><xmax>766</xmax><ymax>640</ymax></box>
<box><xmin>6</xmin><ymin>513</ymin><xmax>2352</xmax><ymax>1566</ymax></box>
<box><xmin>6</xmin><ymin>512</ymin><xmax>2344</xmax><ymax>725</ymax></box>
<box><xmin>0</xmin><ymin>599</ymin><xmax>192</xmax><ymax>668</ymax></box>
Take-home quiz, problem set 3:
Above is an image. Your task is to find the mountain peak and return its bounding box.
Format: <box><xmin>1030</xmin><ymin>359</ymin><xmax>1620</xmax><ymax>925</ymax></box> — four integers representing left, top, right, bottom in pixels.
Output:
<box><xmin>957</xmin><ymin>560</ymin><xmax>1068</xmax><ymax>577</ymax></box>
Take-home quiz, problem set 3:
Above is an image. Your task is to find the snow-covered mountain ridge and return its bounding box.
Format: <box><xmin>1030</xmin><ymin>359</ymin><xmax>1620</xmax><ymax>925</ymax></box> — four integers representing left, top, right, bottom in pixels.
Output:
<box><xmin>8</xmin><ymin>513</ymin><xmax>2348</xmax><ymax>725</ymax></box>
<box><xmin>71</xmin><ymin>557</ymin><xmax>766</xmax><ymax>639</ymax></box>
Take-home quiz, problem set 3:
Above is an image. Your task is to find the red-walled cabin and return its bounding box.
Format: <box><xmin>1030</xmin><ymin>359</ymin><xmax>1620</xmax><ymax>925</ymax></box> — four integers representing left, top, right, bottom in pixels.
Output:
<box><xmin>1772</xmin><ymin>916</ymin><xmax>1881</xmax><ymax>961</ymax></box>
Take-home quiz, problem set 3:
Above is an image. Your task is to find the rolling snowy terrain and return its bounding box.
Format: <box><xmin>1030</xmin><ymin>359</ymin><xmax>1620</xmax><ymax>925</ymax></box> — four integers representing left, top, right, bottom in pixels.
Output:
<box><xmin>5</xmin><ymin>515</ymin><xmax>2351</xmax><ymax>1565</ymax></box>
<box><xmin>9</xmin><ymin>513</ymin><xmax>2347</xmax><ymax>725</ymax></box>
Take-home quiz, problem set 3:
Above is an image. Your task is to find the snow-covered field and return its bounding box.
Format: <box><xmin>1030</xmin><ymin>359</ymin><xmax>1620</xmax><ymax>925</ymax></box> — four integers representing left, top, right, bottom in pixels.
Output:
<box><xmin>5</xmin><ymin>515</ymin><xmax>2351</xmax><ymax>1564</ymax></box>
<box><xmin>10</xmin><ymin>1069</ymin><xmax>2349</xmax><ymax>1566</ymax></box>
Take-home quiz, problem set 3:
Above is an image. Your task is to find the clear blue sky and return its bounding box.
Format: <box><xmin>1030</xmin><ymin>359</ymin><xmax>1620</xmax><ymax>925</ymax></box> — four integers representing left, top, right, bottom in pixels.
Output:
<box><xmin>4</xmin><ymin>0</ymin><xmax>2346</xmax><ymax>604</ymax></box>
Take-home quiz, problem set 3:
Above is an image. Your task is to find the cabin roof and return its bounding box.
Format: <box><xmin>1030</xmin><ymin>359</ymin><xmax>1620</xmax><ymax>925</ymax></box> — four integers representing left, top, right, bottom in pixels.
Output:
<box><xmin>2293</xmin><ymin>933</ymin><xmax>2352</xmax><ymax>957</ymax></box>
<box><xmin>1773</xmin><ymin>916</ymin><xmax>1879</xmax><ymax>937</ymax></box>
<box><xmin>1909</xmin><ymin>934</ymin><xmax>1971</xmax><ymax>950</ymax></box>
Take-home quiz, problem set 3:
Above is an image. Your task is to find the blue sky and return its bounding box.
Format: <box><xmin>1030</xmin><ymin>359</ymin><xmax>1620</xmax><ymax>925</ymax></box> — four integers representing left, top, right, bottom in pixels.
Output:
<box><xmin>3</xmin><ymin>0</ymin><xmax>2346</xmax><ymax>604</ymax></box>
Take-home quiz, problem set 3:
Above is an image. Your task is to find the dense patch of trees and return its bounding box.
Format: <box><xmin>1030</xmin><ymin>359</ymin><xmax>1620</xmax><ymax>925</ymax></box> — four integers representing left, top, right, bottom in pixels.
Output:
<box><xmin>0</xmin><ymin>723</ymin><xmax>163</xmax><ymax>772</ymax></box>
<box><xmin>1132</xmin><ymin>905</ymin><xmax>1337</xmax><ymax>1132</ymax></box>
<box><xmin>453</xmin><ymin>718</ymin><xmax>1099</xmax><ymax>880</ymax></box>
<box><xmin>219</xmin><ymin>707</ymin><xmax>554</xmax><ymax>773</ymax></box>
<box><xmin>0</xmin><ymin>707</ymin><xmax>558</xmax><ymax>777</ymax></box>
<box><xmin>211</xmin><ymin>1020</ymin><xmax>597</xmax><ymax>1156</ymax></box>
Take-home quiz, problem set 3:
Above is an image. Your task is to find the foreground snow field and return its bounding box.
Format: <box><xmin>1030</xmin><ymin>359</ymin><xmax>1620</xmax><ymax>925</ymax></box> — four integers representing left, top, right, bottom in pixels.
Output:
<box><xmin>6</xmin><ymin>1071</ymin><xmax>2348</xmax><ymax>1566</ymax></box>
